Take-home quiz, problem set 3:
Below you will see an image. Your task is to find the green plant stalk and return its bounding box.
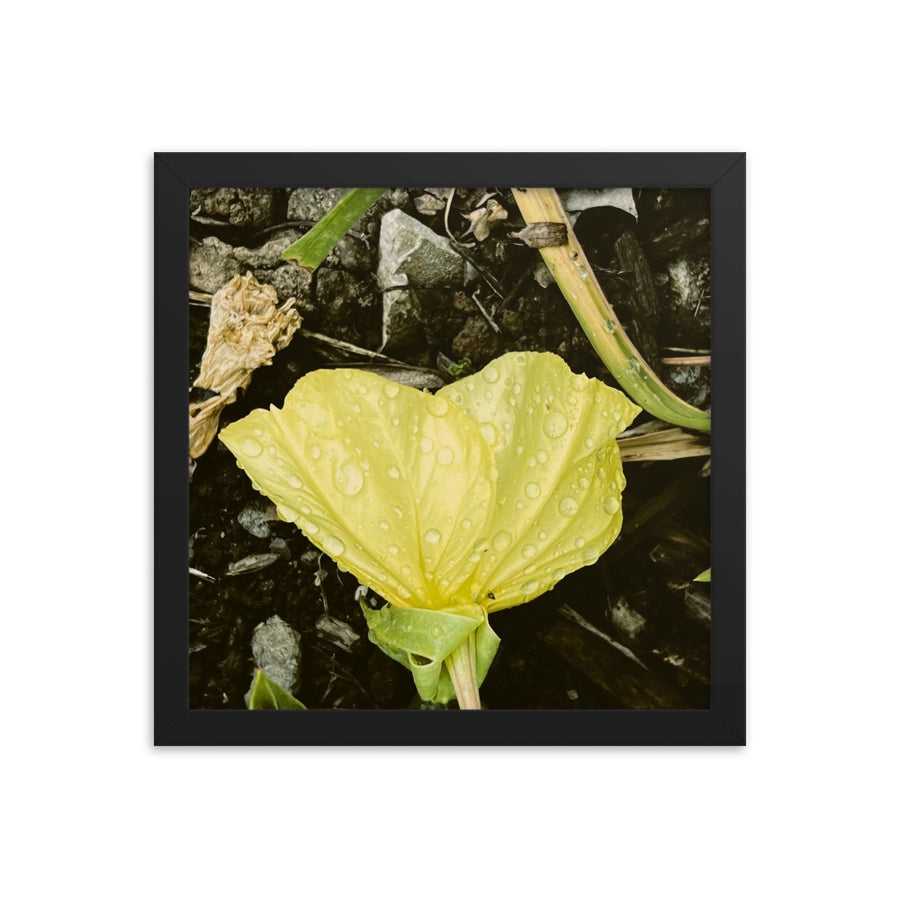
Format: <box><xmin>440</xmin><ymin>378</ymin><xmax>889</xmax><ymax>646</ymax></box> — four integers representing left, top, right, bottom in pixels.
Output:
<box><xmin>281</xmin><ymin>187</ymin><xmax>387</xmax><ymax>271</ymax></box>
<box><xmin>445</xmin><ymin>632</ymin><xmax>481</xmax><ymax>710</ymax></box>
<box><xmin>511</xmin><ymin>188</ymin><xmax>711</xmax><ymax>433</ymax></box>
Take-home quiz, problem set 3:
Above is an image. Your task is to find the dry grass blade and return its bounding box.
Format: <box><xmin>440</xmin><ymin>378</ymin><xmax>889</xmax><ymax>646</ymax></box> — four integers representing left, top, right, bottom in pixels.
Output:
<box><xmin>618</xmin><ymin>427</ymin><xmax>710</xmax><ymax>462</ymax></box>
<box><xmin>511</xmin><ymin>188</ymin><xmax>710</xmax><ymax>433</ymax></box>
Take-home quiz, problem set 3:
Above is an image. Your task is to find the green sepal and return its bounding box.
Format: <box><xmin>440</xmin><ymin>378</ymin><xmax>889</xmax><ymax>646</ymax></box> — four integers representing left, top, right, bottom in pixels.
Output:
<box><xmin>694</xmin><ymin>568</ymin><xmax>711</xmax><ymax>582</ymax></box>
<box><xmin>281</xmin><ymin>188</ymin><xmax>386</xmax><ymax>271</ymax></box>
<box><xmin>246</xmin><ymin>668</ymin><xmax>307</xmax><ymax>710</ymax></box>
<box><xmin>362</xmin><ymin>602</ymin><xmax>500</xmax><ymax>705</ymax></box>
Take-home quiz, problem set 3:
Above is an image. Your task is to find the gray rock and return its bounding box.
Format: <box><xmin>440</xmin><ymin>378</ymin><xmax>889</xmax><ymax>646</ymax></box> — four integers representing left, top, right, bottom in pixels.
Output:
<box><xmin>330</xmin><ymin>234</ymin><xmax>374</xmax><ymax>274</ymax></box>
<box><xmin>189</xmin><ymin>236</ymin><xmax>240</xmax><ymax>294</ymax></box>
<box><xmin>190</xmin><ymin>188</ymin><xmax>278</xmax><ymax>228</ymax></box>
<box><xmin>315</xmin><ymin>615</ymin><xmax>360</xmax><ymax>652</ymax></box>
<box><xmin>251</xmin><ymin>615</ymin><xmax>302</xmax><ymax>694</ymax></box>
<box><xmin>381</xmin><ymin>288</ymin><xmax>424</xmax><ymax>354</ymax></box>
<box><xmin>255</xmin><ymin>264</ymin><xmax>313</xmax><ymax>306</ymax></box>
<box><xmin>316</xmin><ymin>268</ymin><xmax>380</xmax><ymax>347</ymax></box>
<box><xmin>237</xmin><ymin>505</ymin><xmax>271</xmax><ymax>539</ymax></box>
<box><xmin>287</xmin><ymin>188</ymin><xmax>347</xmax><ymax>222</ymax></box>
<box><xmin>377</xmin><ymin>209</ymin><xmax>466</xmax><ymax>291</ymax></box>
<box><xmin>233</xmin><ymin>230</ymin><xmax>303</xmax><ymax>269</ymax></box>
<box><xmin>451</xmin><ymin>316</ymin><xmax>500</xmax><ymax>366</ymax></box>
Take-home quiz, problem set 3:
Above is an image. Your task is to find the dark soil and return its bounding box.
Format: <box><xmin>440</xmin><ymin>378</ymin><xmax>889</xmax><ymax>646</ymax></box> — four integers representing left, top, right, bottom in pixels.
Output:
<box><xmin>188</xmin><ymin>187</ymin><xmax>711</xmax><ymax>710</ymax></box>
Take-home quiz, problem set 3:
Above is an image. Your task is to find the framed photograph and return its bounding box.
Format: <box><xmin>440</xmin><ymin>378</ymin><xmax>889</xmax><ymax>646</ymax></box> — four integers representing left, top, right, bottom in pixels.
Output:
<box><xmin>155</xmin><ymin>152</ymin><xmax>745</xmax><ymax>745</ymax></box>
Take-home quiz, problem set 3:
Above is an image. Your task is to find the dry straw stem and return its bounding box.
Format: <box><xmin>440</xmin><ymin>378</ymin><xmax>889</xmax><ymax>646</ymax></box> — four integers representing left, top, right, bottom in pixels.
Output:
<box><xmin>511</xmin><ymin>188</ymin><xmax>711</xmax><ymax>433</ymax></box>
<box><xmin>617</xmin><ymin>427</ymin><xmax>710</xmax><ymax>463</ymax></box>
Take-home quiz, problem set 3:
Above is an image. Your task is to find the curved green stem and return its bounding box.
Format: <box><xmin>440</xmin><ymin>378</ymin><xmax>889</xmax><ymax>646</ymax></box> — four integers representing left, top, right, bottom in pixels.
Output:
<box><xmin>512</xmin><ymin>188</ymin><xmax>710</xmax><ymax>433</ymax></box>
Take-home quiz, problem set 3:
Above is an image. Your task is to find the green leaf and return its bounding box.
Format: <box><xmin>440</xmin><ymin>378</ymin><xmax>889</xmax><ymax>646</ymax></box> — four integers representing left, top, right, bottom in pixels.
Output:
<box><xmin>281</xmin><ymin>188</ymin><xmax>386</xmax><ymax>271</ymax></box>
<box><xmin>438</xmin><ymin>352</ymin><xmax>640</xmax><ymax>612</ymax></box>
<box><xmin>362</xmin><ymin>602</ymin><xmax>500</xmax><ymax>705</ymax></box>
<box><xmin>694</xmin><ymin>567</ymin><xmax>711</xmax><ymax>582</ymax></box>
<box><xmin>247</xmin><ymin>668</ymin><xmax>307</xmax><ymax>710</ymax></box>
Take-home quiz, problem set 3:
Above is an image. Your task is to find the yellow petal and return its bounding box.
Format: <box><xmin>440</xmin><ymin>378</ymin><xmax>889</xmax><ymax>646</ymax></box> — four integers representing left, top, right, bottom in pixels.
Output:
<box><xmin>438</xmin><ymin>352</ymin><xmax>641</xmax><ymax>612</ymax></box>
<box><xmin>219</xmin><ymin>369</ymin><xmax>496</xmax><ymax>610</ymax></box>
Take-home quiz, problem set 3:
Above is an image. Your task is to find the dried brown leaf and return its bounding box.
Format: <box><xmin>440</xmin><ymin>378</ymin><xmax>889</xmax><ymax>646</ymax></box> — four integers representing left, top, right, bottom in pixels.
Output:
<box><xmin>189</xmin><ymin>272</ymin><xmax>301</xmax><ymax>458</ymax></box>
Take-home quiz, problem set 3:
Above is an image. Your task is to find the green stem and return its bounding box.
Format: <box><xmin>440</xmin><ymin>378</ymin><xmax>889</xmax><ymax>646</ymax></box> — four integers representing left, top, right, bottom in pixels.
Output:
<box><xmin>445</xmin><ymin>632</ymin><xmax>482</xmax><ymax>710</ymax></box>
<box><xmin>511</xmin><ymin>188</ymin><xmax>710</xmax><ymax>433</ymax></box>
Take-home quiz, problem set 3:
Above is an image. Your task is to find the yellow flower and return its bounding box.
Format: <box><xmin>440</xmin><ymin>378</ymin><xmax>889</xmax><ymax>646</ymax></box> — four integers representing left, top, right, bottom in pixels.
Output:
<box><xmin>220</xmin><ymin>351</ymin><xmax>640</xmax><ymax>706</ymax></box>
<box><xmin>221</xmin><ymin>351</ymin><xmax>639</xmax><ymax>614</ymax></box>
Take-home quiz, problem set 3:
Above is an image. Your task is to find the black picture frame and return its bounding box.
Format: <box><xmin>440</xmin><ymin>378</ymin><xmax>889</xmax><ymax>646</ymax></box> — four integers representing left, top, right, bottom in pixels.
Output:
<box><xmin>156</xmin><ymin>152</ymin><xmax>745</xmax><ymax>746</ymax></box>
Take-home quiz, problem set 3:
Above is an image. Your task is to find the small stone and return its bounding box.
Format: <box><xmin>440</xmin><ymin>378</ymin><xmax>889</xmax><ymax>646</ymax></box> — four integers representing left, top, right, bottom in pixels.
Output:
<box><xmin>683</xmin><ymin>585</ymin><xmax>711</xmax><ymax>627</ymax></box>
<box><xmin>189</xmin><ymin>236</ymin><xmax>239</xmax><ymax>294</ymax></box>
<box><xmin>250</xmin><ymin>615</ymin><xmax>302</xmax><ymax>694</ymax></box>
<box><xmin>451</xmin><ymin>316</ymin><xmax>500</xmax><ymax>366</ymax></box>
<box><xmin>377</xmin><ymin>209</ymin><xmax>466</xmax><ymax>291</ymax></box>
<box><xmin>191</xmin><ymin>188</ymin><xmax>278</xmax><ymax>228</ymax></box>
<box><xmin>610</xmin><ymin>596</ymin><xmax>647</xmax><ymax>640</ymax></box>
<box><xmin>315</xmin><ymin>615</ymin><xmax>360</xmax><ymax>652</ymax></box>
<box><xmin>237</xmin><ymin>505</ymin><xmax>271</xmax><ymax>538</ymax></box>
<box><xmin>287</xmin><ymin>188</ymin><xmax>347</xmax><ymax>222</ymax></box>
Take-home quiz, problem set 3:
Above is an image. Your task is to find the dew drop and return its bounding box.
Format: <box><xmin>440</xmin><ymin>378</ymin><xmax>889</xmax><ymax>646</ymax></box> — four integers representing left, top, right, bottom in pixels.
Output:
<box><xmin>536</xmin><ymin>449</ymin><xmax>549</xmax><ymax>464</ymax></box>
<box><xmin>584</xmin><ymin>436</ymin><xmax>595</xmax><ymax>450</ymax></box>
<box><xmin>322</xmin><ymin>535</ymin><xmax>344</xmax><ymax>556</ymax></box>
<box><xmin>543</xmin><ymin>412</ymin><xmax>568</xmax><ymax>439</ymax></box>
<box><xmin>525</xmin><ymin>482</ymin><xmax>541</xmax><ymax>499</ymax></box>
<box><xmin>397</xmin><ymin>586</ymin><xmax>411</xmax><ymax>599</ymax></box>
<box><xmin>437</xmin><ymin>446</ymin><xmax>454</xmax><ymax>465</ymax></box>
<box><xmin>427</xmin><ymin>395</ymin><xmax>449</xmax><ymax>417</ymax></box>
<box><xmin>522</xmin><ymin>544</ymin><xmax>537</xmax><ymax>559</ymax></box>
<box><xmin>480</xmin><ymin>423</ymin><xmax>500</xmax><ymax>446</ymax></box>
<box><xmin>602</xmin><ymin>496</ymin><xmax>620</xmax><ymax>514</ymax></box>
<box><xmin>474</xmin><ymin>539</ymin><xmax>489</xmax><ymax>553</ymax></box>
<box><xmin>420</xmin><ymin>436</ymin><xmax>434</xmax><ymax>454</ymax></box>
<box><xmin>300</xmin><ymin>519</ymin><xmax>319</xmax><ymax>536</ymax></box>
<box><xmin>401</xmin><ymin>565</ymin><xmax>412</xmax><ymax>576</ymax></box>
<box><xmin>583</xmin><ymin>546</ymin><xmax>601</xmax><ymax>564</ymax></box>
<box><xmin>461</xmin><ymin>518</ymin><xmax>472</xmax><ymax>529</ymax></box>
<box><xmin>388</xmin><ymin>544</ymin><xmax>399</xmax><ymax>555</ymax></box>
<box><xmin>559</xmin><ymin>497</ymin><xmax>578</xmax><ymax>517</ymax></box>
<box><xmin>334</xmin><ymin>460</ymin><xmax>364</xmax><ymax>496</ymax></box>
<box><xmin>579</xmin><ymin>477</ymin><xmax>591</xmax><ymax>490</ymax></box>
<box><xmin>387</xmin><ymin>465</ymin><xmax>400</xmax><ymax>479</ymax></box>
<box><xmin>483</xmin><ymin>366</ymin><xmax>499</xmax><ymax>384</ymax></box>
<box><xmin>384</xmin><ymin>382</ymin><xmax>400</xmax><ymax>399</ymax></box>
<box><xmin>424</xmin><ymin>529</ymin><xmax>441</xmax><ymax>544</ymax></box>
<box><xmin>522</xmin><ymin>580</ymin><xmax>540</xmax><ymax>594</ymax></box>
<box><xmin>310</xmin><ymin>445</ymin><xmax>321</xmax><ymax>460</ymax></box>
<box><xmin>492</xmin><ymin>531</ymin><xmax>512</xmax><ymax>552</ymax></box>
<box><xmin>379</xmin><ymin>520</ymin><xmax>390</xmax><ymax>531</ymax></box>
<box><xmin>552</xmin><ymin>567</ymin><xmax>567</xmax><ymax>582</ymax></box>
<box><xmin>239</xmin><ymin>437</ymin><xmax>263</xmax><ymax>457</ymax></box>
<box><xmin>276</xmin><ymin>505</ymin><xmax>299</xmax><ymax>523</ymax></box>
<box><xmin>575</xmin><ymin>537</ymin><xmax>585</xmax><ymax>548</ymax></box>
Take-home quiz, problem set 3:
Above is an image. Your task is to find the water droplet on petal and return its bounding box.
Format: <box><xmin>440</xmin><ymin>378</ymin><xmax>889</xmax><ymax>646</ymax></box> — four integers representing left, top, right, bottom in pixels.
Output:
<box><xmin>583</xmin><ymin>546</ymin><xmax>601</xmax><ymax>564</ymax></box>
<box><xmin>602</xmin><ymin>496</ymin><xmax>620</xmax><ymax>514</ymax></box>
<box><xmin>300</xmin><ymin>519</ymin><xmax>319</xmax><ymax>536</ymax></box>
<box><xmin>536</xmin><ymin>449</ymin><xmax>549</xmax><ymax>464</ymax></box>
<box><xmin>480</xmin><ymin>423</ymin><xmax>500</xmax><ymax>446</ymax></box>
<box><xmin>522</xmin><ymin>580</ymin><xmax>540</xmax><ymax>594</ymax></box>
<box><xmin>525</xmin><ymin>482</ymin><xmax>541</xmax><ymax>499</ymax></box>
<box><xmin>543</xmin><ymin>412</ymin><xmax>568</xmax><ymax>439</ymax></box>
<box><xmin>310</xmin><ymin>446</ymin><xmax>321</xmax><ymax>460</ymax></box>
<box><xmin>401</xmin><ymin>565</ymin><xmax>412</xmax><ymax>576</ymax></box>
<box><xmin>379</xmin><ymin>520</ymin><xmax>390</xmax><ymax>531</ymax></box>
<box><xmin>334</xmin><ymin>460</ymin><xmax>364</xmax><ymax>496</ymax></box>
<box><xmin>322</xmin><ymin>535</ymin><xmax>344</xmax><ymax>556</ymax></box>
<box><xmin>276</xmin><ymin>505</ymin><xmax>298</xmax><ymax>523</ymax></box>
<box><xmin>575</xmin><ymin>537</ymin><xmax>585</xmax><ymax>548</ymax></box>
<box><xmin>552</xmin><ymin>567</ymin><xmax>567</xmax><ymax>582</ymax></box>
<box><xmin>387</xmin><ymin>465</ymin><xmax>400</xmax><ymax>479</ymax></box>
<box><xmin>579</xmin><ymin>477</ymin><xmax>590</xmax><ymax>490</ymax></box>
<box><xmin>483</xmin><ymin>366</ymin><xmax>499</xmax><ymax>384</ymax></box>
<box><xmin>424</xmin><ymin>529</ymin><xmax>441</xmax><ymax>544</ymax></box>
<box><xmin>559</xmin><ymin>497</ymin><xmax>578</xmax><ymax>517</ymax></box>
<box><xmin>492</xmin><ymin>531</ymin><xmax>512</xmax><ymax>552</ymax></box>
<box><xmin>240</xmin><ymin>437</ymin><xmax>263</xmax><ymax>457</ymax></box>
<box><xmin>397</xmin><ymin>586</ymin><xmax>411</xmax><ymax>599</ymax></box>
<box><xmin>427</xmin><ymin>395</ymin><xmax>449</xmax><ymax>417</ymax></box>
<box><xmin>522</xmin><ymin>544</ymin><xmax>536</xmax><ymax>559</ymax></box>
<box><xmin>437</xmin><ymin>446</ymin><xmax>454</xmax><ymax>465</ymax></box>
<box><xmin>388</xmin><ymin>544</ymin><xmax>399</xmax><ymax>555</ymax></box>
<box><xmin>384</xmin><ymin>382</ymin><xmax>400</xmax><ymax>399</ymax></box>
<box><xmin>420</xmin><ymin>436</ymin><xmax>434</xmax><ymax>454</ymax></box>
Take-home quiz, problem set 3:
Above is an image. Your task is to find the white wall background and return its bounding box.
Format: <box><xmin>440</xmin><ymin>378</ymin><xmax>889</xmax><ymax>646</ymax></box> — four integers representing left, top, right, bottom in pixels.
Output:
<box><xmin>3</xmin><ymin>3</ymin><xmax>895</xmax><ymax>898</ymax></box>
